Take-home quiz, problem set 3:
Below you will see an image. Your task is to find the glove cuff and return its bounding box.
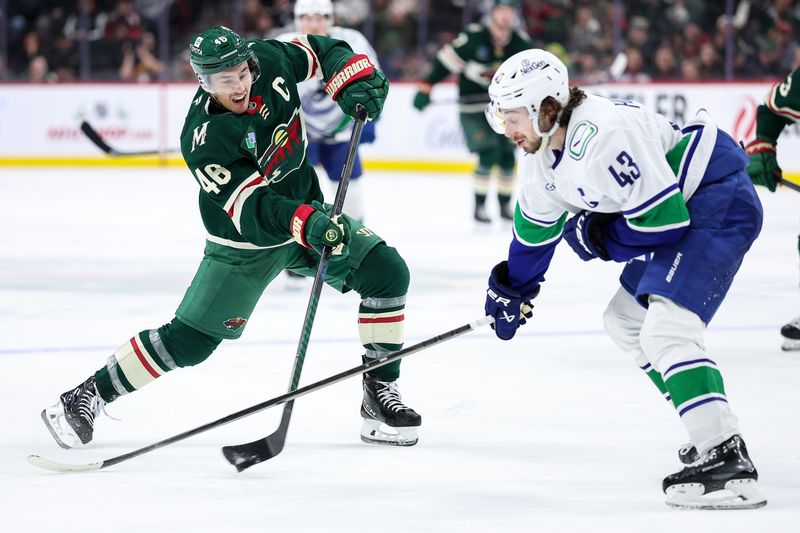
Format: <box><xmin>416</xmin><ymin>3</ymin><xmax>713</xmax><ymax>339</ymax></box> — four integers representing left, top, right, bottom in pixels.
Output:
<box><xmin>290</xmin><ymin>204</ymin><xmax>316</xmax><ymax>248</ymax></box>
<box><xmin>745</xmin><ymin>139</ymin><xmax>776</xmax><ymax>155</ymax></box>
<box><xmin>324</xmin><ymin>54</ymin><xmax>375</xmax><ymax>100</ymax></box>
<box><xmin>491</xmin><ymin>261</ymin><xmax>540</xmax><ymax>300</ymax></box>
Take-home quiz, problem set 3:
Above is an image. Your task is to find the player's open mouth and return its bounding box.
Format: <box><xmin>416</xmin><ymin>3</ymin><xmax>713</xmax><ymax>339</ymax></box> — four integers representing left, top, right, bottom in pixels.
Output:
<box><xmin>232</xmin><ymin>94</ymin><xmax>246</xmax><ymax>104</ymax></box>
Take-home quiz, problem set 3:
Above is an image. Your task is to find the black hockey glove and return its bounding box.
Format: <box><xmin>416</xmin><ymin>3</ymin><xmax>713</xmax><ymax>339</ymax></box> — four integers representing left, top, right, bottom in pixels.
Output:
<box><xmin>485</xmin><ymin>261</ymin><xmax>537</xmax><ymax>341</ymax></box>
<box><xmin>325</xmin><ymin>54</ymin><xmax>388</xmax><ymax>120</ymax></box>
<box><xmin>562</xmin><ymin>211</ymin><xmax>612</xmax><ymax>261</ymax></box>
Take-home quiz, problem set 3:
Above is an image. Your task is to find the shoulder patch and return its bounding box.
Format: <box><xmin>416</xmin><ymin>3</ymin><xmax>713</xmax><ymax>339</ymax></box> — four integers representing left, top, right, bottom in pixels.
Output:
<box><xmin>567</xmin><ymin>120</ymin><xmax>598</xmax><ymax>161</ymax></box>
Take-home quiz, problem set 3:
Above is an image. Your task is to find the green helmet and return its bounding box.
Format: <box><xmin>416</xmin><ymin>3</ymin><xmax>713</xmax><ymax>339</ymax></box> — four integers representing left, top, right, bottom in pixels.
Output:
<box><xmin>189</xmin><ymin>26</ymin><xmax>260</xmax><ymax>93</ymax></box>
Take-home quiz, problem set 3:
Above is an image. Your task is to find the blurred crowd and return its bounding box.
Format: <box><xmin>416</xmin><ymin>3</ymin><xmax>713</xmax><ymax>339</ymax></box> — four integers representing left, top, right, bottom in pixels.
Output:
<box><xmin>2</xmin><ymin>0</ymin><xmax>799</xmax><ymax>83</ymax></box>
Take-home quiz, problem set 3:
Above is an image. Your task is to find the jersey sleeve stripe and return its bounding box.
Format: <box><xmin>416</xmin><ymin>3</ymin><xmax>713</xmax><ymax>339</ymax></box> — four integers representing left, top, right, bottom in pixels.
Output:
<box><xmin>290</xmin><ymin>36</ymin><xmax>321</xmax><ymax>81</ymax></box>
<box><xmin>677</xmin><ymin>127</ymin><xmax>704</xmax><ymax>190</ymax></box>
<box><xmin>227</xmin><ymin>178</ymin><xmax>268</xmax><ymax>234</ymax></box>
<box><xmin>622</xmin><ymin>183</ymin><xmax>680</xmax><ymax>217</ymax></box>
<box><xmin>625</xmin><ymin>192</ymin><xmax>690</xmax><ymax>233</ymax></box>
<box><xmin>223</xmin><ymin>170</ymin><xmax>263</xmax><ymax>213</ymax></box>
<box><xmin>513</xmin><ymin>209</ymin><xmax>567</xmax><ymax>247</ymax></box>
<box><xmin>766</xmin><ymin>82</ymin><xmax>800</xmax><ymax>121</ymax></box>
<box><xmin>437</xmin><ymin>44</ymin><xmax>466</xmax><ymax>73</ymax></box>
<box><xmin>518</xmin><ymin>206</ymin><xmax>562</xmax><ymax>226</ymax></box>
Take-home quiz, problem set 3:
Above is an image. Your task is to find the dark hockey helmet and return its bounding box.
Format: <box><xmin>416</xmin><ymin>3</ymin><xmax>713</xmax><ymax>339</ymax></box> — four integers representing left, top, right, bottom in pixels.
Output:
<box><xmin>189</xmin><ymin>26</ymin><xmax>261</xmax><ymax>94</ymax></box>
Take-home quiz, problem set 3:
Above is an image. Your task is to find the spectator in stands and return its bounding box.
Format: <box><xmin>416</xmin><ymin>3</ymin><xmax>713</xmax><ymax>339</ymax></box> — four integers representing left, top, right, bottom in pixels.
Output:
<box><xmin>681</xmin><ymin>22</ymin><xmax>710</xmax><ymax>60</ymax></box>
<box><xmin>242</xmin><ymin>0</ymin><xmax>275</xmax><ymax>39</ymax></box>
<box><xmin>27</xmin><ymin>55</ymin><xmax>54</xmax><ymax>83</ymax></box>
<box><xmin>119</xmin><ymin>31</ymin><xmax>165</xmax><ymax>82</ymax></box>
<box><xmin>626</xmin><ymin>16</ymin><xmax>655</xmax><ymax>62</ymax></box>
<box><xmin>698</xmin><ymin>41</ymin><xmax>723</xmax><ymax>79</ymax></box>
<box><xmin>653</xmin><ymin>45</ymin><xmax>680</xmax><ymax>79</ymax></box>
<box><xmin>681</xmin><ymin>58</ymin><xmax>702</xmax><ymax>81</ymax></box>
<box><xmin>569</xmin><ymin>6</ymin><xmax>603</xmax><ymax>58</ymax></box>
<box><xmin>617</xmin><ymin>46</ymin><xmax>651</xmax><ymax>82</ymax></box>
<box><xmin>49</xmin><ymin>34</ymin><xmax>79</xmax><ymax>81</ymax></box>
<box><xmin>105</xmin><ymin>0</ymin><xmax>143</xmax><ymax>41</ymax></box>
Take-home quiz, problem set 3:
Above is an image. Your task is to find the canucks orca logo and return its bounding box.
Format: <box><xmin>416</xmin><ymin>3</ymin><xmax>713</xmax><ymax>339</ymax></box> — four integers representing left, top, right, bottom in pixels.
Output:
<box><xmin>258</xmin><ymin>107</ymin><xmax>306</xmax><ymax>184</ymax></box>
<box><xmin>223</xmin><ymin>316</ymin><xmax>247</xmax><ymax>331</ymax></box>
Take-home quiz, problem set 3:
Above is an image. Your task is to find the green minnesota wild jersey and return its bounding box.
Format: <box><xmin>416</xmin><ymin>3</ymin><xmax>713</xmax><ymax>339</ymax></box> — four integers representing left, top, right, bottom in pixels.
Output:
<box><xmin>180</xmin><ymin>35</ymin><xmax>355</xmax><ymax>249</ymax></box>
<box><xmin>424</xmin><ymin>23</ymin><xmax>531</xmax><ymax>111</ymax></box>
<box><xmin>757</xmin><ymin>67</ymin><xmax>800</xmax><ymax>143</ymax></box>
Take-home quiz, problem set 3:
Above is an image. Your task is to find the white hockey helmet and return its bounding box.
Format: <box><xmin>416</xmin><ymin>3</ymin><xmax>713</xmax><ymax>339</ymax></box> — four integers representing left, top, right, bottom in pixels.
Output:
<box><xmin>485</xmin><ymin>49</ymin><xmax>569</xmax><ymax>138</ymax></box>
<box><xmin>294</xmin><ymin>0</ymin><xmax>334</xmax><ymax>21</ymax></box>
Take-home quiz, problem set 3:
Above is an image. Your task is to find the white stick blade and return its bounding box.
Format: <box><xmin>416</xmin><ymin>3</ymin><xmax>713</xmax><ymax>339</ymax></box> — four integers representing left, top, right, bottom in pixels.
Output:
<box><xmin>27</xmin><ymin>454</ymin><xmax>103</xmax><ymax>473</ymax></box>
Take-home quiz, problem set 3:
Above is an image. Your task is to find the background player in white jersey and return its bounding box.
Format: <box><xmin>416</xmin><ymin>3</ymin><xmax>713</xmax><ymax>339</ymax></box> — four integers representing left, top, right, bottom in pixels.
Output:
<box><xmin>482</xmin><ymin>50</ymin><xmax>766</xmax><ymax>509</ymax></box>
<box><xmin>276</xmin><ymin>0</ymin><xmax>378</xmax><ymax>222</ymax></box>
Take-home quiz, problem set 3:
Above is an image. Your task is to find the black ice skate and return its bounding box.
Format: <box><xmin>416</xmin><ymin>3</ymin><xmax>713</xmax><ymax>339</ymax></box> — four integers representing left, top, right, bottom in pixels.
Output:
<box><xmin>780</xmin><ymin>316</ymin><xmax>800</xmax><ymax>351</ymax></box>
<box><xmin>360</xmin><ymin>375</ymin><xmax>421</xmax><ymax>446</ymax></box>
<box><xmin>677</xmin><ymin>442</ymin><xmax>700</xmax><ymax>465</ymax></box>
<box><xmin>474</xmin><ymin>204</ymin><xmax>491</xmax><ymax>224</ymax></box>
<box><xmin>663</xmin><ymin>435</ymin><xmax>766</xmax><ymax>509</ymax></box>
<box><xmin>41</xmin><ymin>376</ymin><xmax>105</xmax><ymax>449</ymax></box>
<box><xmin>499</xmin><ymin>200</ymin><xmax>514</xmax><ymax>221</ymax></box>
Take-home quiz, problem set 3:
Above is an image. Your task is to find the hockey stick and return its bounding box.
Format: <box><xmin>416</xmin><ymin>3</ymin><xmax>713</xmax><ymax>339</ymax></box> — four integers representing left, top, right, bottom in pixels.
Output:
<box><xmin>80</xmin><ymin>120</ymin><xmax>180</xmax><ymax>156</ymax></box>
<box><xmin>27</xmin><ymin>316</ymin><xmax>494</xmax><ymax>473</ymax></box>
<box><xmin>220</xmin><ymin>105</ymin><xmax>368</xmax><ymax>472</ymax></box>
<box><xmin>778</xmin><ymin>177</ymin><xmax>800</xmax><ymax>193</ymax></box>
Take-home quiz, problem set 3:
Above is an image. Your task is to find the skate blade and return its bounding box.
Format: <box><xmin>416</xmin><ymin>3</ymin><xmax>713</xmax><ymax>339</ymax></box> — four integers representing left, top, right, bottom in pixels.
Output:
<box><xmin>665</xmin><ymin>479</ymin><xmax>767</xmax><ymax>510</ymax></box>
<box><xmin>360</xmin><ymin>419</ymin><xmax>418</xmax><ymax>447</ymax></box>
<box><xmin>781</xmin><ymin>338</ymin><xmax>800</xmax><ymax>351</ymax></box>
<box><xmin>40</xmin><ymin>408</ymin><xmax>79</xmax><ymax>450</ymax></box>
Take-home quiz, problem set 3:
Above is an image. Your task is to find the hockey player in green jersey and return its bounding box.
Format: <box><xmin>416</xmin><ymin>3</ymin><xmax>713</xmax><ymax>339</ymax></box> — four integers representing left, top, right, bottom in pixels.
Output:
<box><xmin>412</xmin><ymin>0</ymin><xmax>532</xmax><ymax>223</ymax></box>
<box><xmin>40</xmin><ymin>26</ymin><xmax>421</xmax><ymax>450</ymax></box>
<box><xmin>743</xmin><ymin>67</ymin><xmax>800</xmax><ymax>350</ymax></box>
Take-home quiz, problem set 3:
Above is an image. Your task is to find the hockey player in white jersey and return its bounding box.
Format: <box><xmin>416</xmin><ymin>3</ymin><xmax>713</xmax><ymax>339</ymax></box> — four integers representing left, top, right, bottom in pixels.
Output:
<box><xmin>276</xmin><ymin>0</ymin><xmax>378</xmax><ymax>222</ymax></box>
<box><xmin>482</xmin><ymin>50</ymin><xmax>766</xmax><ymax>509</ymax></box>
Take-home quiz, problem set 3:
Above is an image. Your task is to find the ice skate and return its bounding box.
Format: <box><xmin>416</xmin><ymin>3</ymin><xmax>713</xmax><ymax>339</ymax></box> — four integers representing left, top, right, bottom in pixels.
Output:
<box><xmin>677</xmin><ymin>442</ymin><xmax>700</xmax><ymax>465</ymax></box>
<box><xmin>499</xmin><ymin>200</ymin><xmax>514</xmax><ymax>221</ymax></box>
<box><xmin>474</xmin><ymin>204</ymin><xmax>491</xmax><ymax>224</ymax></box>
<box><xmin>663</xmin><ymin>435</ymin><xmax>766</xmax><ymax>509</ymax></box>
<box><xmin>780</xmin><ymin>316</ymin><xmax>800</xmax><ymax>351</ymax></box>
<box><xmin>360</xmin><ymin>376</ymin><xmax>421</xmax><ymax>446</ymax></box>
<box><xmin>41</xmin><ymin>376</ymin><xmax>105</xmax><ymax>449</ymax></box>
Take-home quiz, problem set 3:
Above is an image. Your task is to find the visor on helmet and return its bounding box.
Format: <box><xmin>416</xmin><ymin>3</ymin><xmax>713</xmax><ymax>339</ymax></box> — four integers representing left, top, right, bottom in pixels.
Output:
<box><xmin>196</xmin><ymin>56</ymin><xmax>261</xmax><ymax>96</ymax></box>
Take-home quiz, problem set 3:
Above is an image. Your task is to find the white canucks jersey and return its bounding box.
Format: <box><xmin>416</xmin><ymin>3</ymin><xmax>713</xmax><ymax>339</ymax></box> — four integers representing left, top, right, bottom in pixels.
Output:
<box><xmin>276</xmin><ymin>27</ymin><xmax>379</xmax><ymax>143</ymax></box>
<box><xmin>513</xmin><ymin>94</ymin><xmax>718</xmax><ymax>250</ymax></box>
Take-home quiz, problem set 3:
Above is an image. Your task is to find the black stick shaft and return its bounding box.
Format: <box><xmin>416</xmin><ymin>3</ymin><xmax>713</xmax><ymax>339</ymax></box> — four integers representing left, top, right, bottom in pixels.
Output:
<box><xmin>219</xmin><ymin>106</ymin><xmax>369</xmax><ymax>470</ymax></box>
<box><xmin>80</xmin><ymin>317</ymin><xmax>490</xmax><ymax>469</ymax></box>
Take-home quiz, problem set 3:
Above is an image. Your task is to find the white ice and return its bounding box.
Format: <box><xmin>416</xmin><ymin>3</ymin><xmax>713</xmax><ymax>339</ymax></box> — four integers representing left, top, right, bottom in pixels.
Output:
<box><xmin>1</xmin><ymin>167</ymin><xmax>798</xmax><ymax>532</ymax></box>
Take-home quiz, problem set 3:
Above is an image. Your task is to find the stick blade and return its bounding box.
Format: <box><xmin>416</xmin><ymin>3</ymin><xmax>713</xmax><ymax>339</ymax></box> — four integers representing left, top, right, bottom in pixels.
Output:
<box><xmin>27</xmin><ymin>454</ymin><xmax>104</xmax><ymax>473</ymax></box>
<box><xmin>221</xmin><ymin>435</ymin><xmax>286</xmax><ymax>472</ymax></box>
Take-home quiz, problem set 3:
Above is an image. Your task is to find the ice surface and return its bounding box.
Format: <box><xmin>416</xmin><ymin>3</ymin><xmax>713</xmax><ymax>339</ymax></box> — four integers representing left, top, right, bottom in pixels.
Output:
<box><xmin>1</xmin><ymin>167</ymin><xmax>798</xmax><ymax>532</ymax></box>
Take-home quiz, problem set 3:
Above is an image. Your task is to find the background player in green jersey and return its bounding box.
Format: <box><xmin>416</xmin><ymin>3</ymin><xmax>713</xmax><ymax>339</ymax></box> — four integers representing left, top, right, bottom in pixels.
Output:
<box><xmin>412</xmin><ymin>0</ymin><xmax>532</xmax><ymax>223</ymax></box>
<box><xmin>40</xmin><ymin>26</ymin><xmax>422</xmax><ymax>450</ymax></box>
<box><xmin>744</xmin><ymin>67</ymin><xmax>800</xmax><ymax>350</ymax></box>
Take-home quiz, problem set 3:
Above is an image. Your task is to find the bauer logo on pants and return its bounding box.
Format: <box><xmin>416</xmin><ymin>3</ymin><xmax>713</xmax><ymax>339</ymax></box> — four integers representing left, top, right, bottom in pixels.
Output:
<box><xmin>223</xmin><ymin>316</ymin><xmax>248</xmax><ymax>331</ymax></box>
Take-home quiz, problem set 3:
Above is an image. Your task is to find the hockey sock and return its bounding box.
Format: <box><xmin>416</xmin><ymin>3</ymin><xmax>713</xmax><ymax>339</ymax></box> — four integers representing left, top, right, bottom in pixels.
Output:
<box><xmin>473</xmin><ymin>163</ymin><xmax>491</xmax><ymax>201</ymax></box>
<box><xmin>95</xmin><ymin>318</ymin><xmax>221</xmax><ymax>402</ymax></box>
<box><xmin>497</xmin><ymin>170</ymin><xmax>515</xmax><ymax>201</ymax></box>
<box><xmin>639</xmin><ymin>361</ymin><xmax>670</xmax><ymax>402</ymax></box>
<box><xmin>640</xmin><ymin>296</ymin><xmax>740</xmax><ymax>455</ymax></box>
<box><xmin>348</xmin><ymin>244</ymin><xmax>409</xmax><ymax>382</ymax></box>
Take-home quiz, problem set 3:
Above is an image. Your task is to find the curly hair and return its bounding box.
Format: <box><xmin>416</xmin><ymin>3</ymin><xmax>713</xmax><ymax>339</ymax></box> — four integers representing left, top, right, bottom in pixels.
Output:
<box><xmin>558</xmin><ymin>86</ymin><xmax>587</xmax><ymax>126</ymax></box>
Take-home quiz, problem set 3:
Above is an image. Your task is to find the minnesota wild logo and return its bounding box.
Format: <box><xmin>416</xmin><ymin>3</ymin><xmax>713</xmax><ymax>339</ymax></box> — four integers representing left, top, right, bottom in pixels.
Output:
<box><xmin>259</xmin><ymin>108</ymin><xmax>306</xmax><ymax>184</ymax></box>
<box><xmin>223</xmin><ymin>316</ymin><xmax>247</xmax><ymax>331</ymax></box>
